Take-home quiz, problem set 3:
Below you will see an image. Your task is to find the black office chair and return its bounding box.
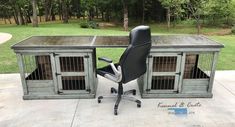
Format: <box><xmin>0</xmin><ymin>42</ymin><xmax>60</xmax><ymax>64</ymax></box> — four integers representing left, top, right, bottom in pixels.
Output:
<box><xmin>97</xmin><ymin>25</ymin><xmax>151</xmax><ymax>115</ymax></box>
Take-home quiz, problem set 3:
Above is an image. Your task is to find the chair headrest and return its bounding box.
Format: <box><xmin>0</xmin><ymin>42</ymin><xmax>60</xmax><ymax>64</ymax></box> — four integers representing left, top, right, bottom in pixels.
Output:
<box><xmin>129</xmin><ymin>25</ymin><xmax>151</xmax><ymax>46</ymax></box>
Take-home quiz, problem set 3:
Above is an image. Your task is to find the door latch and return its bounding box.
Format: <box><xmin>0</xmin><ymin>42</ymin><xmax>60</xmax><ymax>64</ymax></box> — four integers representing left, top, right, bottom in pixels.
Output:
<box><xmin>55</xmin><ymin>73</ymin><xmax>61</xmax><ymax>76</ymax></box>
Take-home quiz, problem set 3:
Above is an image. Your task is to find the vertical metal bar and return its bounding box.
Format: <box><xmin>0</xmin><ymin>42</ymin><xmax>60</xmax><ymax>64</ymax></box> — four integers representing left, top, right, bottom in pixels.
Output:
<box><xmin>163</xmin><ymin>57</ymin><xmax>167</xmax><ymax>89</ymax></box>
<box><xmin>43</xmin><ymin>55</ymin><xmax>47</xmax><ymax>80</ymax></box>
<box><xmin>23</xmin><ymin>55</ymin><xmax>27</xmax><ymax>79</ymax></box>
<box><xmin>198</xmin><ymin>54</ymin><xmax>202</xmax><ymax>79</ymax></box>
<box><xmin>81</xmin><ymin>57</ymin><xmax>84</xmax><ymax>72</ymax></box>
<box><xmin>60</xmin><ymin>57</ymin><xmax>64</xmax><ymax>90</ymax></box>
<box><xmin>36</xmin><ymin>56</ymin><xmax>41</xmax><ymax>80</ymax></box>
<box><xmin>75</xmin><ymin>76</ymin><xmax>78</xmax><ymax>90</ymax></box>
<box><xmin>71</xmin><ymin>57</ymin><xmax>74</xmax><ymax>90</ymax></box>
<box><xmin>25</xmin><ymin>55</ymin><xmax>30</xmax><ymax>79</ymax></box>
<box><xmin>68</xmin><ymin>57</ymin><xmax>71</xmax><ymax>90</ymax></box>
<box><xmin>33</xmin><ymin>56</ymin><xmax>37</xmax><ymax>79</ymax></box>
<box><xmin>76</xmin><ymin>57</ymin><xmax>79</xmax><ymax>90</ymax></box>
<box><xmin>160</xmin><ymin>57</ymin><xmax>163</xmax><ymax>89</ymax></box>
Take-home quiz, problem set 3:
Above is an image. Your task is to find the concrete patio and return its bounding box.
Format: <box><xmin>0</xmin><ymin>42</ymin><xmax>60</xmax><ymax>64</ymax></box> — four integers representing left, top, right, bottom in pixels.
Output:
<box><xmin>0</xmin><ymin>71</ymin><xmax>235</xmax><ymax>127</ymax></box>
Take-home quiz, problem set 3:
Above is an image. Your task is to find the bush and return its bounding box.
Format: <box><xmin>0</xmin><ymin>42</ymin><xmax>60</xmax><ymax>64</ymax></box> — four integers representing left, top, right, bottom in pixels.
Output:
<box><xmin>80</xmin><ymin>21</ymin><xmax>99</xmax><ymax>29</ymax></box>
<box><xmin>232</xmin><ymin>26</ymin><xmax>235</xmax><ymax>34</ymax></box>
<box><xmin>80</xmin><ymin>22</ymin><xmax>89</xmax><ymax>28</ymax></box>
<box><xmin>88</xmin><ymin>21</ymin><xmax>99</xmax><ymax>29</ymax></box>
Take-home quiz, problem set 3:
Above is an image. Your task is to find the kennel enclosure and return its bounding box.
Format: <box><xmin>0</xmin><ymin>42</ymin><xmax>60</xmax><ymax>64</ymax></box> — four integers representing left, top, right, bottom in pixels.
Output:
<box><xmin>138</xmin><ymin>35</ymin><xmax>224</xmax><ymax>98</ymax></box>
<box><xmin>12</xmin><ymin>36</ymin><xmax>97</xmax><ymax>99</ymax></box>
<box><xmin>12</xmin><ymin>35</ymin><xmax>223</xmax><ymax>99</ymax></box>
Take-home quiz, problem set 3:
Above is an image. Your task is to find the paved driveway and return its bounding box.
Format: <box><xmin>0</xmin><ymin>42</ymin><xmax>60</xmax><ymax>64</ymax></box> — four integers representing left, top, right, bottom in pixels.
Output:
<box><xmin>0</xmin><ymin>71</ymin><xmax>235</xmax><ymax>127</ymax></box>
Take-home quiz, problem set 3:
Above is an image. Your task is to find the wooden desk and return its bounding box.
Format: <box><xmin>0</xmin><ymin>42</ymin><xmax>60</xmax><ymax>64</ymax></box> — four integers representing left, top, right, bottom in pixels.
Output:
<box><xmin>12</xmin><ymin>35</ymin><xmax>223</xmax><ymax>99</ymax></box>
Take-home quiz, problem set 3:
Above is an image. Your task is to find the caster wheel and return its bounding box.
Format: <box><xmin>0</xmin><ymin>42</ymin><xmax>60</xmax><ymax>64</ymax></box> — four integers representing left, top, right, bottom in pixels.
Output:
<box><xmin>133</xmin><ymin>90</ymin><xmax>136</xmax><ymax>95</ymax></box>
<box><xmin>114</xmin><ymin>109</ymin><xmax>118</xmax><ymax>115</ymax></box>
<box><xmin>137</xmin><ymin>103</ymin><xmax>141</xmax><ymax>108</ymax></box>
<box><xmin>98</xmin><ymin>99</ymin><xmax>101</xmax><ymax>103</ymax></box>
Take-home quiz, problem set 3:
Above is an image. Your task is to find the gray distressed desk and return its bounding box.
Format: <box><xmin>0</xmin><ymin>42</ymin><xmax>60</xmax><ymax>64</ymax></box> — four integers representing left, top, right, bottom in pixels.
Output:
<box><xmin>12</xmin><ymin>35</ymin><xmax>224</xmax><ymax>99</ymax></box>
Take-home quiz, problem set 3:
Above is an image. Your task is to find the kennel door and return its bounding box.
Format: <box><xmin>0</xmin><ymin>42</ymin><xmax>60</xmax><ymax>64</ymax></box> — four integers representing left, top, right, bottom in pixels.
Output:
<box><xmin>147</xmin><ymin>53</ymin><xmax>182</xmax><ymax>93</ymax></box>
<box><xmin>54</xmin><ymin>53</ymin><xmax>90</xmax><ymax>94</ymax></box>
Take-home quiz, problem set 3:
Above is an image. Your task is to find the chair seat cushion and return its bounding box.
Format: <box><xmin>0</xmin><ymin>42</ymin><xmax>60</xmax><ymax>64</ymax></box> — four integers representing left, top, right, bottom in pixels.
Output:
<box><xmin>97</xmin><ymin>63</ymin><xmax>119</xmax><ymax>77</ymax></box>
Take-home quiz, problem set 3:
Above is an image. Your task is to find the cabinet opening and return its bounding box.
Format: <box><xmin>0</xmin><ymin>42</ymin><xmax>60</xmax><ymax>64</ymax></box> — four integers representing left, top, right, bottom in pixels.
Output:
<box><xmin>151</xmin><ymin>76</ymin><xmax>175</xmax><ymax>90</ymax></box>
<box><xmin>184</xmin><ymin>53</ymin><xmax>213</xmax><ymax>79</ymax></box>
<box><xmin>153</xmin><ymin>56</ymin><xmax>177</xmax><ymax>72</ymax></box>
<box><xmin>59</xmin><ymin>57</ymin><xmax>84</xmax><ymax>72</ymax></box>
<box><xmin>62</xmin><ymin>76</ymin><xmax>86</xmax><ymax>90</ymax></box>
<box><xmin>23</xmin><ymin>55</ymin><xmax>52</xmax><ymax>80</ymax></box>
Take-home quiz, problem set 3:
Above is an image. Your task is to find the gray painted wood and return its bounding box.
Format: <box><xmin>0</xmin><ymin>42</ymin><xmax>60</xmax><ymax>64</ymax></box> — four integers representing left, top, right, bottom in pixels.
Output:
<box><xmin>50</xmin><ymin>53</ymin><xmax>58</xmax><ymax>94</ymax></box>
<box><xmin>208</xmin><ymin>52</ymin><xmax>219</xmax><ymax>93</ymax></box>
<box><xmin>27</xmin><ymin>80</ymin><xmax>53</xmax><ymax>88</ymax></box>
<box><xmin>141</xmin><ymin>93</ymin><xmax>213</xmax><ymax>98</ymax></box>
<box><xmin>178</xmin><ymin>53</ymin><xmax>186</xmax><ymax>93</ymax></box>
<box><xmin>23</xmin><ymin>93</ymin><xmax>95</xmax><ymax>100</ymax></box>
<box><xmin>12</xmin><ymin>35</ymin><xmax>224</xmax><ymax>50</ymax></box>
<box><xmin>182</xmin><ymin>79</ymin><xmax>209</xmax><ymax>93</ymax></box>
<box><xmin>12</xmin><ymin>35</ymin><xmax>223</xmax><ymax>99</ymax></box>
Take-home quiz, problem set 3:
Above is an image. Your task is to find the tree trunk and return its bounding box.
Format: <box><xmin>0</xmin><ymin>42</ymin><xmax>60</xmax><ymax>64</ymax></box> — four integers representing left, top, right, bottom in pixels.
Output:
<box><xmin>76</xmin><ymin>0</ymin><xmax>81</xmax><ymax>18</ymax></box>
<box><xmin>51</xmin><ymin>7</ymin><xmax>56</xmax><ymax>21</ymax></box>
<box><xmin>167</xmin><ymin>8</ymin><xmax>171</xmax><ymax>30</ymax></box>
<box><xmin>123</xmin><ymin>0</ymin><xmax>128</xmax><ymax>31</ymax></box>
<box><xmin>17</xmin><ymin>5</ymin><xmax>25</xmax><ymax>25</ymax></box>
<box><xmin>4</xmin><ymin>18</ymin><xmax>7</xmax><ymax>24</ymax></box>
<box><xmin>142</xmin><ymin>0</ymin><xmax>145</xmax><ymax>24</ymax></box>
<box><xmin>101</xmin><ymin>12</ymin><xmax>104</xmax><ymax>21</ymax></box>
<box><xmin>44</xmin><ymin>0</ymin><xmax>52</xmax><ymax>21</ymax></box>
<box><xmin>32</xmin><ymin>0</ymin><xmax>38</xmax><ymax>27</ymax></box>
<box><xmin>62</xmin><ymin>0</ymin><xmax>69</xmax><ymax>23</ymax></box>
<box><xmin>196</xmin><ymin>17</ymin><xmax>200</xmax><ymax>35</ymax></box>
<box><xmin>13</xmin><ymin>9</ymin><xmax>19</xmax><ymax>25</ymax></box>
<box><xmin>7</xmin><ymin>16</ymin><xmax>12</xmax><ymax>24</ymax></box>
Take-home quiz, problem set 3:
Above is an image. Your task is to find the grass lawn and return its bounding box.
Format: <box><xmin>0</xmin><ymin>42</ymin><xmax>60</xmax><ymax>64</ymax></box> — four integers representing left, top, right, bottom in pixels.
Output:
<box><xmin>0</xmin><ymin>20</ymin><xmax>234</xmax><ymax>73</ymax></box>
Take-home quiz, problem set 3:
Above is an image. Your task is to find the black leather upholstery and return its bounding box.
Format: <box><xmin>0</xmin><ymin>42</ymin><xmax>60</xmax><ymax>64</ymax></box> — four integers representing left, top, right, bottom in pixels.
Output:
<box><xmin>97</xmin><ymin>63</ymin><xmax>119</xmax><ymax>77</ymax></box>
<box><xmin>97</xmin><ymin>25</ymin><xmax>151</xmax><ymax>84</ymax></box>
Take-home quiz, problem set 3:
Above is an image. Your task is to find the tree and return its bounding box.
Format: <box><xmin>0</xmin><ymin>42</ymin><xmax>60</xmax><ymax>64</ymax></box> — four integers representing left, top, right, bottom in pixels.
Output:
<box><xmin>209</xmin><ymin>0</ymin><xmax>235</xmax><ymax>26</ymax></box>
<box><xmin>186</xmin><ymin>0</ymin><xmax>209</xmax><ymax>34</ymax></box>
<box><xmin>159</xmin><ymin>0</ymin><xmax>186</xmax><ymax>30</ymax></box>
<box><xmin>122</xmin><ymin>0</ymin><xmax>128</xmax><ymax>31</ymax></box>
<box><xmin>32</xmin><ymin>0</ymin><xmax>38</xmax><ymax>27</ymax></box>
<box><xmin>61</xmin><ymin>0</ymin><xmax>70</xmax><ymax>23</ymax></box>
<box><xmin>44</xmin><ymin>0</ymin><xmax>52</xmax><ymax>21</ymax></box>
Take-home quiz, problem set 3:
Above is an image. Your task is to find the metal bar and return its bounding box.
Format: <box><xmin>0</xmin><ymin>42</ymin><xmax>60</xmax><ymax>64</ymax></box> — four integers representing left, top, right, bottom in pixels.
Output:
<box><xmin>43</xmin><ymin>56</ymin><xmax>47</xmax><ymax>80</ymax></box>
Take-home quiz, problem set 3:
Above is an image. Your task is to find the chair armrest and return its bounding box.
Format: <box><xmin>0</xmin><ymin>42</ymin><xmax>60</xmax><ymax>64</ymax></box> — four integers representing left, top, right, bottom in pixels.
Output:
<box><xmin>98</xmin><ymin>57</ymin><xmax>113</xmax><ymax>63</ymax></box>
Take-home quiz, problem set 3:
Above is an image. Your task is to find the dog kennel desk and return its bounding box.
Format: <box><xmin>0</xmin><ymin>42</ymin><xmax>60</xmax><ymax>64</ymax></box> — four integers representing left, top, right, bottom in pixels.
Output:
<box><xmin>12</xmin><ymin>35</ymin><xmax>223</xmax><ymax>99</ymax></box>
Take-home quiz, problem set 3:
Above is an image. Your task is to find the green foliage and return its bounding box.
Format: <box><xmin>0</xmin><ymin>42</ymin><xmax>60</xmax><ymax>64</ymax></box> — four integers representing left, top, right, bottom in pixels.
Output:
<box><xmin>231</xmin><ymin>26</ymin><xmax>235</xmax><ymax>34</ymax></box>
<box><xmin>0</xmin><ymin>21</ymin><xmax>233</xmax><ymax>73</ymax></box>
<box><xmin>80</xmin><ymin>21</ymin><xmax>99</xmax><ymax>29</ymax></box>
<box><xmin>80</xmin><ymin>21</ymin><xmax>89</xmax><ymax>28</ymax></box>
<box><xmin>88</xmin><ymin>21</ymin><xmax>99</xmax><ymax>29</ymax></box>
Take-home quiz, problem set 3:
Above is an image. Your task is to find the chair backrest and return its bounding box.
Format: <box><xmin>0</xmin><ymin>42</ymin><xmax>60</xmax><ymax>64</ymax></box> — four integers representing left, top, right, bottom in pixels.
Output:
<box><xmin>119</xmin><ymin>25</ymin><xmax>151</xmax><ymax>83</ymax></box>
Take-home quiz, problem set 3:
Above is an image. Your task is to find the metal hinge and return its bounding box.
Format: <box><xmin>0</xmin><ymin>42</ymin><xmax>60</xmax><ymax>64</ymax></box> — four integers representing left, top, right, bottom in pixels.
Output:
<box><xmin>146</xmin><ymin>89</ymin><xmax>151</xmax><ymax>92</ymax></box>
<box><xmin>175</xmin><ymin>72</ymin><xmax>181</xmax><ymax>75</ymax></box>
<box><xmin>58</xmin><ymin>91</ymin><xmax>63</xmax><ymax>94</ymax></box>
<box><xmin>178</xmin><ymin>52</ymin><xmax>183</xmax><ymax>56</ymax></box>
<box><xmin>148</xmin><ymin>55</ymin><xmax>152</xmax><ymax>58</ymax></box>
<box><xmin>84</xmin><ymin>55</ymin><xmax>89</xmax><ymax>58</ymax></box>
<box><xmin>53</xmin><ymin>53</ymin><xmax>59</xmax><ymax>56</ymax></box>
<box><xmin>55</xmin><ymin>73</ymin><xmax>61</xmax><ymax>76</ymax></box>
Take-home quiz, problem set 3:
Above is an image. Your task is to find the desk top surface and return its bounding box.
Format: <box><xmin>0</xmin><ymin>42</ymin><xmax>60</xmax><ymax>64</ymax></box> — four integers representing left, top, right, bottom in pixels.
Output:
<box><xmin>12</xmin><ymin>35</ymin><xmax>224</xmax><ymax>49</ymax></box>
